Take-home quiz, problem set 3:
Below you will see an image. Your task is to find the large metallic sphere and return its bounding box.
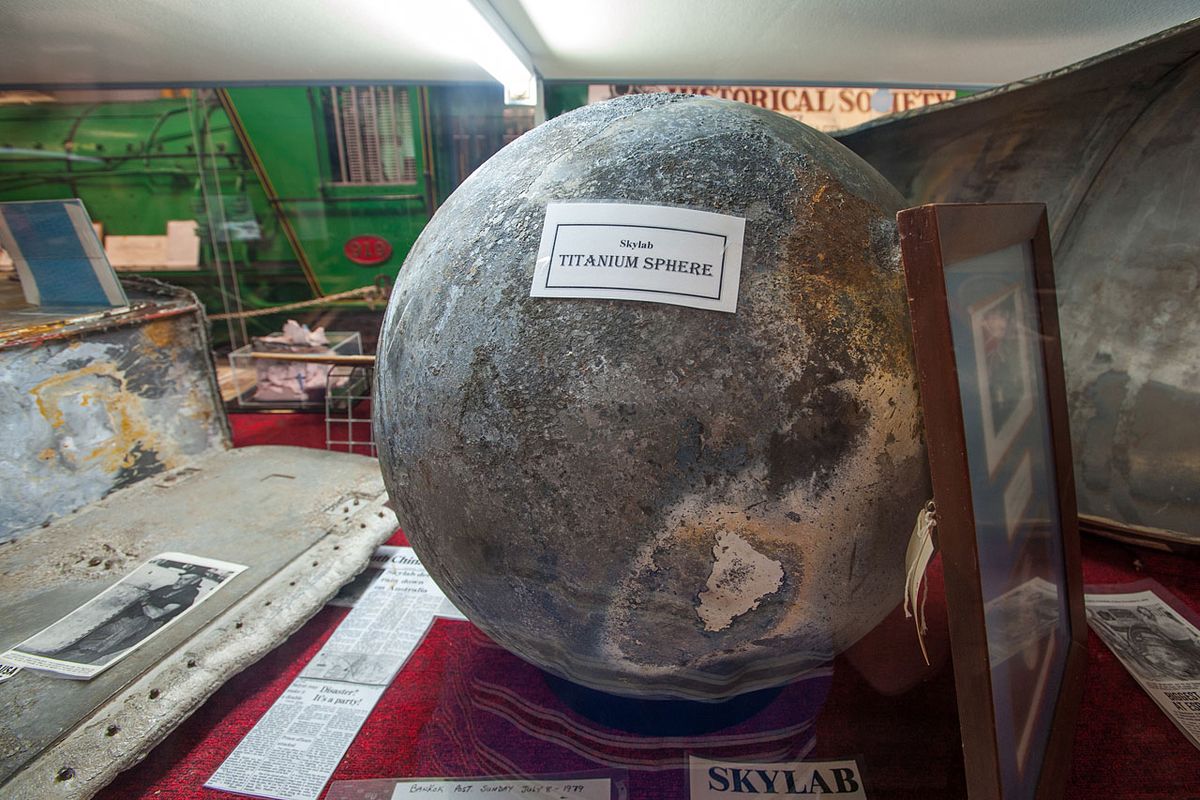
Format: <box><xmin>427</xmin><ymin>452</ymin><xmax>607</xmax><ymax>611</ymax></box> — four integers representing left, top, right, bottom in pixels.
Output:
<box><xmin>375</xmin><ymin>94</ymin><xmax>930</xmax><ymax>700</ymax></box>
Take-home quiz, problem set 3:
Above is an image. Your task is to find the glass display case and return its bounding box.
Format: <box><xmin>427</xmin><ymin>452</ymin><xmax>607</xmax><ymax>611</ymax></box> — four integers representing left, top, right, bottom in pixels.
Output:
<box><xmin>228</xmin><ymin>329</ymin><xmax>363</xmax><ymax>409</ymax></box>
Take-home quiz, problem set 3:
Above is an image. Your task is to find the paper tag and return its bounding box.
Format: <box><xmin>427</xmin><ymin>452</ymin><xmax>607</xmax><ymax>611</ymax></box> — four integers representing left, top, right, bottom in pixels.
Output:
<box><xmin>0</xmin><ymin>663</ymin><xmax>20</xmax><ymax>683</ymax></box>
<box><xmin>530</xmin><ymin>202</ymin><xmax>745</xmax><ymax>313</ymax></box>
<box><xmin>904</xmin><ymin>501</ymin><xmax>938</xmax><ymax>665</ymax></box>
<box><xmin>689</xmin><ymin>756</ymin><xmax>867</xmax><ymax>799</ymax></box>
<box><xmin>389</xmin><ymin>778</ymin><xmax>611</xmax><ymax>799</ymax></box>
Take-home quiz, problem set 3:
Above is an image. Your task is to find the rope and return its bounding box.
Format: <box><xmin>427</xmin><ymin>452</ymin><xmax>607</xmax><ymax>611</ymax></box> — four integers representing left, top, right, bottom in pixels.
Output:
<box><xmin>208</xmin><ymin>286</ymin><xmax>387</xmax><ymax>320</ymax></box>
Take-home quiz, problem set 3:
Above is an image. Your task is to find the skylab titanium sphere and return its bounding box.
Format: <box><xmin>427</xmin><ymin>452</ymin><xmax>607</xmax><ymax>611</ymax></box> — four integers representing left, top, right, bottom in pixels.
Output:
<box><xmin>374</xmin><ymin>94</ymin><xmax>931</xmax><ymax>700</ymax></box>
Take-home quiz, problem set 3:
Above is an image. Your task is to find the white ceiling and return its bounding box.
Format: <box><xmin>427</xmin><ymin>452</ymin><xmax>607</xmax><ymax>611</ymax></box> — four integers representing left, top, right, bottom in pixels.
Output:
<box><xmin>1</xmin><ymin>0</ymin><xmax>1197</xmax><ymax>88</ymax></box>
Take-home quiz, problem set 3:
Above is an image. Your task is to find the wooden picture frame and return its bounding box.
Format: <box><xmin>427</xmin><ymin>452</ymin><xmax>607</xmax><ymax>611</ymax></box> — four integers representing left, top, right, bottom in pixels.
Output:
<box><xmin>897</xmin><ymin>203</ymin><xmax>1088</xmax><ymax>800</ymax></box>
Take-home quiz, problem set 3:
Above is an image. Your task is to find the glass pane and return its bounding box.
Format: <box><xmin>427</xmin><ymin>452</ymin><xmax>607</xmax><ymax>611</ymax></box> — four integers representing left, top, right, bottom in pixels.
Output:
<box><xmin>943</xmin><ymin>242</ymin><xmax>1071</xmax><ymax>798</ymax></box>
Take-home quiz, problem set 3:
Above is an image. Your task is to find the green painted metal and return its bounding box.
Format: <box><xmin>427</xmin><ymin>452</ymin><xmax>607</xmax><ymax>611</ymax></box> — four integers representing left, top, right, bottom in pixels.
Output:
<box><xmin>223</xmin><ymin>86</ymin><xmax>431</xmax><ymax>296</ymax></box>
<box><xmin>0</xmin><ymin>99</ymin><xmax>237</xmax><ymax>235</ymax></box>
<box><xmin>544</xmin><ymin>84</ymin><xmax>589</xmax><ymax>119</ymax></box>
<box><xmin>0</xmin><ymin>97</ymin><xmax>309</xmax><ymax>335</ymax></box>
<box><xmin>0</xmin><ymin>88</ymin><xmax>436</xmax><ymax>344</ymax></box>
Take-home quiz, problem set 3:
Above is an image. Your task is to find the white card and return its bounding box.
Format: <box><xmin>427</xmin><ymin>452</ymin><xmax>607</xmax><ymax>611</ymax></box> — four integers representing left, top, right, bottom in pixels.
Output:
<box><xmin>389</xmin><ymin>778</ymin><xmax>610</xmax><ymax>799</ymax></box>
<box><xmin>530</xmin><ymin>202</ymin><xmax>746</xmax><ymax>313</ymax></box>
<box><xmin>689</xmin><ymin>755</ymin><xmax>867</xmax><ymax>799</ymax></box>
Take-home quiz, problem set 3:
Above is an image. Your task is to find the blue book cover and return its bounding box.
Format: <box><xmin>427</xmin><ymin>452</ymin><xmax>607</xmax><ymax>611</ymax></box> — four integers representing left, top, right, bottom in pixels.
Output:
<box><xmin>0</xmin><ymin>199</ymin><xmax>127</xmax><ymax>308</ymax></box>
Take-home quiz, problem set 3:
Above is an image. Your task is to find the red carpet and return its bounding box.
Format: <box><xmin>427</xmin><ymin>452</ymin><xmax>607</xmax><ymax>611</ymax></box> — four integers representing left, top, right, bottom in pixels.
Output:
<box><xmin>92</xmin><ymin>414</ymin><xmax>1200</xmax><ymax>799</ymax></box>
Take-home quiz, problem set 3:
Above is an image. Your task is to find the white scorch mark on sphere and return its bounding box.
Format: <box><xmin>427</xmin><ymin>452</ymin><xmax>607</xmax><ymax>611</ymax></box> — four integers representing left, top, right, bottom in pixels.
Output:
<box><xmin>696</xmin><ymin>531</ymin><xmax>784</xmax><ymax>632</ymax></box>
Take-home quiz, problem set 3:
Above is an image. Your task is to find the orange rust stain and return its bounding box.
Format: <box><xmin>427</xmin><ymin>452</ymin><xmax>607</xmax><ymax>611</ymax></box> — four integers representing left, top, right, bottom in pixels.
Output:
<box><xmin>782</xmin><ymin>179</ymin><xmax>911</xmax><ymax>376</ymax></box>
<box><xmin>30</xmin><ymin>363</ymin><xmax>179</xmax><ymax>473</ymax></box>
<box><xmin>38</xmin><ymin>448</ymin><xmax>56</xmax><ymax>461</ymax></box>
<box><xmin>142</xmin><ymin>320</ymin><xmax>177</xmax><ymax>349</ymax></box>
<box><xmin>9</xmin><ymin>322</ymin><xmax>62</xmax><ymax>339</ymax></box>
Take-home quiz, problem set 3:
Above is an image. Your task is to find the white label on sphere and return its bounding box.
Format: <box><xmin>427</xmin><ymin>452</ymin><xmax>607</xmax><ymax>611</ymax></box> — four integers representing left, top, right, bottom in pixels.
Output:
<box><xmin>531</xmin><ymin>202</ymin><xmax>746</xmax><ymax>313</ymax></box>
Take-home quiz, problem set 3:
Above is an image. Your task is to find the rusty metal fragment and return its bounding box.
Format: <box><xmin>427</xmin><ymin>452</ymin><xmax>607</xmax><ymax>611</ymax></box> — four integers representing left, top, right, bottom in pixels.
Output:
<box><xmin>1</xmin><ymin>277</ymin><xmax>228</xmax><ymax>542</ymax></box>
<box><xmin>0</xmin><ymin>277</ymin><xmax>396</xmax><ymax>799</ymax></box>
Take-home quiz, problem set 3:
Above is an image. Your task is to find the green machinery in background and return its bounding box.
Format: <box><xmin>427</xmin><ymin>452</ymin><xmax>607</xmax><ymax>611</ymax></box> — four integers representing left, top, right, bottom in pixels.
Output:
<box><xmin>0</xmin><ymin>82</ymin><xmax>955</xmax><ymax>349</ymax></box>
<box><xmin>0</xmin><ymin>84</ymin><xmax>553</xmax><ymax>348</ymax></box>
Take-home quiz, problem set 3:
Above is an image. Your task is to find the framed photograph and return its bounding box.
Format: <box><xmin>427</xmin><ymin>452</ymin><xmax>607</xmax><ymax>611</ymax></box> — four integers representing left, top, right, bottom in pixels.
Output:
<box><xmin>969</xmin><ymin>284</ymin><xmax>1035</xmax><ymax>475</ymax></box>
<box><xmin>897</xmin><ymin>203</ymin><xmax>1087</xmax><ymax>800</ymax></box>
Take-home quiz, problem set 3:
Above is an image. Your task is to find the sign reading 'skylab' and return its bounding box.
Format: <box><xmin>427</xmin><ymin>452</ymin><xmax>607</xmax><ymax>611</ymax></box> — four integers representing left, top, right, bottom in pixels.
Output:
<box><xmin>531</xmin><ymin>202</ymin><xmax>746</xmax><ymax>313</ymax></box>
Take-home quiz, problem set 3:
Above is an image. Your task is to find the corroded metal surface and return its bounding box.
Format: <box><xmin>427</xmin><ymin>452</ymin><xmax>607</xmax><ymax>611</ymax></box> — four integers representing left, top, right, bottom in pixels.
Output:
<box><xmin>0</xmin><ymin>273</ymin><xmax>399</xmax><ymax>798</ymax></box>
<box><xmin>376</xmin><ymin>94</ymin><xmax>930</xmax><ymax>700</ymax></box>
<box><xmin>0</xmin><ymin>445</ymin><xmax>396</xmax><ymax>799</ymax></box>
<box><xmin>837</xmin><ymin>19</ymin><xmax>1200</xmax><ymax>540</ymax></box>
<box><xmin>0</xmin><ymin>278</ymin><xmax>229</xmax><ymax>541</ymax></box>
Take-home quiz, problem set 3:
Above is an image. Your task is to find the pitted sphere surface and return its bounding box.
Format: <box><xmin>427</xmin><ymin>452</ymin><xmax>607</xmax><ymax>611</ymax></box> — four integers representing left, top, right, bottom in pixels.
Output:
<box><xmin>375</xmin><ymin>94</ymin><xmax>931</xmax><ymax>700</ymax></box>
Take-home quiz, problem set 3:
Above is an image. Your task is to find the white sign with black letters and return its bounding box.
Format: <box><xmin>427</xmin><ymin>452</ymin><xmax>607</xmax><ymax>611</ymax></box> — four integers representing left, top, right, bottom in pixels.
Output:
<box><xmin>530</xmin><ymin>202</ymin><xmax>746</xmax><ymax>313</ymax></box>
<box><xmin>688</xmin><ymin>755</ymin><xmax>867</xmax><ymax>799</ymax></box>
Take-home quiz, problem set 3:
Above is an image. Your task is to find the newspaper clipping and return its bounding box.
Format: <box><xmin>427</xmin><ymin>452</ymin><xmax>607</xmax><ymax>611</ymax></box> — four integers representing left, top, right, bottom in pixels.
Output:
<box><xmin>327</xmin><ymin>545</ymin><xmax>405</xmax><ymax>607</ymax></box>
<box><xmin>0</xmin><ymin>552</ymin><xmax>246</xmax><ymax>679</ymax></box>
<box><xmin>1085</xmin><ymin>586</ymin><xmax>1200</xmax><ymax>749</ymax></box>
<box><xmin>207</xmin><ymin>547</ymin><xmax>465</xmax><ymax>800</ymax></box>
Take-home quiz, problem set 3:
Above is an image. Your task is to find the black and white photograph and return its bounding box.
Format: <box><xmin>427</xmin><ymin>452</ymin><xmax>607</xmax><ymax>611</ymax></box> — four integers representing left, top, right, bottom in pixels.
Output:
<box><xmin>0</xmin><ymin>552</ymin><xmax>246</xmax><ymax>679</ymax></box>
<box><xmin>969</xmin><ymin>283</ymin><xmax>1035</xmax><ymax>475</ymax></box>
<box><xmin>1088</xmin><ymin>599</ymin><xmax>1200</xmax><ymax>682</ymax></box>
<box><xmin>983</xmin><ymin>573</ymin><xmax>1066</xmax><ymax>780</ymax></box>
<box><xmin>1085</xmin><ymin>586</ymin><xmax>1200</xmax><ymax>751</ymax></box>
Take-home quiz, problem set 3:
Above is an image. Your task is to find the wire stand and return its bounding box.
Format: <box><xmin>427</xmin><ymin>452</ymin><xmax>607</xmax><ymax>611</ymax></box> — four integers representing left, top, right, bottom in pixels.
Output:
<box><xmin>325</xmin><ymin>364</ymin><xmax>375</xmax><ymax>457</ymax></box>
